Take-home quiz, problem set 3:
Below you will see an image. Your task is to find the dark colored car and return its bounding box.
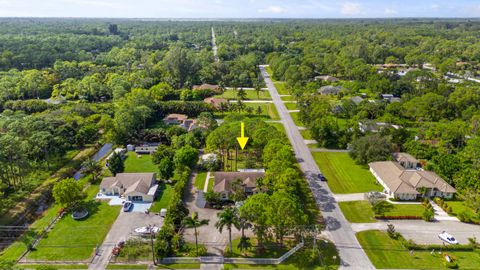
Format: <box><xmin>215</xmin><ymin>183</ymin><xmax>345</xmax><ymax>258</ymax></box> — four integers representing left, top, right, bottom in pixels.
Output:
<box><xmin>318</xmin><ymin>174</ymin><xmax>327</xmax><ymax>181</ymax></box>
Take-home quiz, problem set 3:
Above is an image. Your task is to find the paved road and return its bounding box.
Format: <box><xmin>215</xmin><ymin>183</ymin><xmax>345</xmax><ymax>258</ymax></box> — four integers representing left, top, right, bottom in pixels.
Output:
<box><xmin>259</xmin><ymin>65</ymin><xmax>374</xmax><ymax>269</ymax></box>
<box><xmin>88</xmin><ymin>211</ymin><xmax>163</xmax><ymax>269</ymax></box>
<box><xmin>74</xmin><ymin>143</ymin><xmax>112</xmax><ymax>180</ymax></box>
<box><xmin>211</xmin><ymin>27</ymin><xmax>219</xmax><ymax>63</ymax></box>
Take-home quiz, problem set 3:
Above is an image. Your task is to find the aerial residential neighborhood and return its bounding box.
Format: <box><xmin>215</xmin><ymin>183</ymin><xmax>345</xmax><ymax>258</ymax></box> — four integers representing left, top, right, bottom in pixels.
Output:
<box><xmin>2</xmin><ymin>2</ymin><xmax>480</xmax><ymax>270</ymax></box>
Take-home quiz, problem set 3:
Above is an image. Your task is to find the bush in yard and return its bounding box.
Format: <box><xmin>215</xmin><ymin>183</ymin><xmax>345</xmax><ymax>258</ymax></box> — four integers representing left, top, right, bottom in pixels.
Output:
<box><xmin>447</xmin><ymin>206</ymin><xmax>452</xmax><ymax>214</ymax></box>
<box><xmin>422</xmin><ymin>208</ymin><xmax>434</xmax><ymax>221</ymax></box>
<box><xmin>457</xmin><ymin>211</ymin><xmax>471</xmax><ymax>223</ymax></box>
<box><xmin>387</xmin><ymin>224</ymin><xmax>399</xmax><ymax>239</ymax></box>
<box><xmin>372</xmin><ymin>201</ymin><xmax>394</xmax><ymax>216</ymax></box>
<box><xmin>52</xmin><ymin>178</ymin><xmax>86</xmax><ymax>209</ymax></box>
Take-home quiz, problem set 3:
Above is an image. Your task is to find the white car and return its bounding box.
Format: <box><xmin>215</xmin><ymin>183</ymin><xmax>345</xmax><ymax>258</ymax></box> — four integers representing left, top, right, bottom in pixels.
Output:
<box><xmin>122</xmin><ymin>201</ymin><xmax>133</xmax><ymax>212</ymax></box>
<box><xmin>438</xmin><ymin>231</ymin><xmax>458</xmax><ymax>244</ymax></box>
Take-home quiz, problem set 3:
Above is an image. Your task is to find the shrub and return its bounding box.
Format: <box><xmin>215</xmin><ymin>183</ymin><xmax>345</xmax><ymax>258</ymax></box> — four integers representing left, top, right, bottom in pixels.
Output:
<box><xmin>422</xmin><ymin>209</ymin><xmax>434</xmax><ymax>222</ymax></box>
<box><xmin>447</xmin><ymin>206</ymin><xmax>452</xmax><ymax>214</ymax></box>
<box><xmin>444</xmin><ymin>261</ymin><xmax>459</xmax><ymax>269</ymax></box>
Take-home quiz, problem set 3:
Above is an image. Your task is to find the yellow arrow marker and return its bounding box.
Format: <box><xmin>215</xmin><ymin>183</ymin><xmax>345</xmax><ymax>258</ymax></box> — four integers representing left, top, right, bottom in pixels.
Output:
<box><xmin>236</xmin><ymin>122</ymin><xmax>249</xmax><ymax>150</ymax></box>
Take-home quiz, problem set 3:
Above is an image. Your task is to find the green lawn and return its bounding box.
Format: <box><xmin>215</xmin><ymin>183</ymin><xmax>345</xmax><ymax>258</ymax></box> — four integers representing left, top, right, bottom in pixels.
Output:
<box><xmin>124</xmin><ymin>152</ymin><xmax>158</xmax><ymax>173</ymax></box>
<box><xmin>284</xmin><ymin>102</ymin><xmax>297</xmax><ymax>110</ymax></box>
<box><xmin>268</xmin><ymin>122</ymin><xmax>286</xmax><ymax>136</ymax></box>
<box><xmin>107</xmin><ymin>265</ymin><xmax>200</xmax><ymax>269</ymax></box>
<box><xmin>281</xmin><ymin>95</ymin><xmax>295</xmax><ymax>101</ymax></box>
<box><xmin>312</xmin><ymin>152</ymin><xmax>382</xmax><ymax>194</ymax></box>
<box><xmin>446</xmin><ymin>200</ymin><xmax>480</xmax><ymax>223</ymax></box>
<box><xmin>27</xmin><ymin>200</ymin><xmax>121</xmax><ymax>261</ymax></box>
<box><xmin>289</xmin><ymin>112</ymin><xmax>303</xmax><ymax>126</ymax></box>
<box><xmin>384</xmin><ymin>203</ymin><xmax>425</xmax><ymax>217</ymax></box>
<box><xmin>357</xmin><ymin>230</ymin><xmax>480</xmax><ymax>269</ymax></box>
<box><xmin>274</xmin><ymin>82</ymin><xmax>289</xmax><ymax>95</ymax></box>
<box><xmin>20</xmin><ymin>264</ymin><xmax>88</xmax><ymax>269</ymax></box>
<box><xmin>339</xmin><ymin>201</ymin><xmax>376</xmax><ymax>223</ymax></box>
<box><xmin>214</xmin><ymin>89</ymin><xmax>271</xmax><ymax>100</ymax></box>
<box><xmin>194</xmin><ymin>172</ymin><xmax>208</xmax><ymax>191</ymax></box>
<box><xmin>300</xmin><ymin>129</ymin><xmax>313</xmax><ymax>140</ymax></box>
<box><xmin>244</xmin><ymin>103</ymin><xmax>279</xmax><ymax>120</ymax></box>
<box><xmin>150</xmin><ymin>183</ymin><xmax>174</xmax><ymax>213</ymax></box>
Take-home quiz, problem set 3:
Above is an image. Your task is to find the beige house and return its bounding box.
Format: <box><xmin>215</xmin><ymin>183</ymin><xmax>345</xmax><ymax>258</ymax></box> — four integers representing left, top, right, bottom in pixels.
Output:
<box><xmin>193</xmin><ymin>84</ymin><xmax>221</xmax><ymax>93</ymax></box>
<box><xmin>100</xmin><ymin>173</ymin><xmax>158</xmax><ymax>202</ymax></box>
<box><xmin>163</xmin><ymin>114</ymin><xmax>188</xmax><ymax>125</ymax></box>
<box><xmin>204</xmin><ymin>97</ymin><xmax>228</xmax><ymax>109</ymax></box>
<box><xmin>213</xmin><ymin>172</ymin><xmax>265</xmax><ymax>201</ymax></box>
<box><xmin>369</xmin><ymin>161</ymin><xmax>456</xmax><ymax>200</ymax></box>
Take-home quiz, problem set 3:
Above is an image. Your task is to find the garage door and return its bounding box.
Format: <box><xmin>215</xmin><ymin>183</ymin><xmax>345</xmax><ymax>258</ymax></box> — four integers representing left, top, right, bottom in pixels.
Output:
<box><xmin>130</xmin><ymin>196</ymin><xmax>143</xmax><ymax>202</ymax></box>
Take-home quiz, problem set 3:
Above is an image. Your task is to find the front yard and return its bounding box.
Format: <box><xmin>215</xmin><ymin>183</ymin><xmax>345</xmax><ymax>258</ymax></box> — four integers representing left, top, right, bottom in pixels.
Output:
<box><xmin>445</xmin><ymin>200</ymin><xmax>480</xmax><ymax>223</ymax></box>
<box><xmin>27</xmin><ymin>200</ymin><xmax>121</xmax><ymax>261</ymax></box>
<box><xmin>357</xmin><ymin>230</ymin><xmax>480</xmax><ymax>269</ymax></box>
<box><xmin>312</xmin><ymin>152</ymin><xmax>382</xmax><ymax>194</ymax></box>
<box><xmin>339</xmin><ymin>201</ymin><xmax>376</xmax><ymax>223</ymax></box>
<box><xmin>384</xmin><ymin>203</ymin><xmax>425</xmax><ymax>217</ymax></box>
<box><xmin>124</xmin><ymin>152</ymin><xmax>158</xmax><ymax>173</ymax></box>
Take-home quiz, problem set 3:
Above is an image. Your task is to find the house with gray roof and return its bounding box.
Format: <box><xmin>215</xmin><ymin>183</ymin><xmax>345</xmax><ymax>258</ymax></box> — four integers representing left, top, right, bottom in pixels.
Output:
<box><xmin>213</xmin><ymin>172</ymin><xmax>265</xmax><ymax>201</ymax></box>
<box><xmin>369</xmin><ymin>161</ymin><xmax>455</xmax><ymax>201</ymax></box>
<box><xmin>99</xmin><ymin>173</ymin><xmax>158</xmax><ymax>202</ymax></box>
<box><xmin>318</xmin><ymin>85</ymin><xmax>343</xmax><ymax>95</ymax></box>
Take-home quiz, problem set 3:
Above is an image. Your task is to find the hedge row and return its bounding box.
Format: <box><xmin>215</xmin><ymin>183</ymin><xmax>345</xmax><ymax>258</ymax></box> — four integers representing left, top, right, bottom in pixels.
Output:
<box><xmin>376</xmin><ymin>215</ymin><xmax>422</xmax><ymax>220</ymax></box>
<box><xmin>398</xmin><ymin>235</ymin><xmax>474</xmax><ymax>251</ymax></box>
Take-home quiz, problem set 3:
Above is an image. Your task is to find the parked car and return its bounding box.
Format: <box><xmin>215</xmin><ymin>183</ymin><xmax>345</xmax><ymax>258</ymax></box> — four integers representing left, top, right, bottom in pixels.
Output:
<box><xmin>318</xmin><ymin>173</ymin><xmax>327</xmax><ymax>181</ymax></box>
<box><xmin>438</xmin><ymin>231</ymin><xmax>458</xmax><ymax>244</ymax></box>
<box><xmin>122</xmin><ymin>201</ymin><xmax>133</xmax><ymax>212</ymax></box>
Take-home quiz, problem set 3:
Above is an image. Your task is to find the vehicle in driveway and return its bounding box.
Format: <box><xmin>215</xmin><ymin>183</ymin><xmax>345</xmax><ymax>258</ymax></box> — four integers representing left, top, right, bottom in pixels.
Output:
<box><xmin>438</xmin><ymin>231</ymin><xmax>458</xmax><ymax>244</ymax></box>
<box><xmin>122</xmin><ymin>201</ymin><xmax>133</xmax><ymax>212</ymax></box>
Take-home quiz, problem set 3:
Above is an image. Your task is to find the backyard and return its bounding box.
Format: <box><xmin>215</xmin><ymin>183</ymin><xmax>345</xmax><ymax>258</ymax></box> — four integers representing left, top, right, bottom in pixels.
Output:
<box><xmin>150</xmin><ymin>182</ymin><xmax>174</xmax><ymax>213</ymax></box>
<box><xmin>124</xmin><ymin>152</ymin><xmax>158</xmax><ymax>173</ymax></box>
<box><xmin>312</xmin><ymin>152</ymin><xmax>382</xmax><ymax>194</ymax></box>
<box><xmin>357</xmin><ymin>230</ymin><xmax>480</xmax><ymax>269</ymax></box>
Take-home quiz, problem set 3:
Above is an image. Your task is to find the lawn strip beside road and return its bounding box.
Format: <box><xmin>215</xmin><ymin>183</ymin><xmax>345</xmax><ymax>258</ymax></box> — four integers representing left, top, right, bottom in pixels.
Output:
<box><xmin>194</xmin><ymin>172</ymin><xmax>208</xmax><ymax>191</ymax></box>
<box><xmin>274</xmin><ymin>82</ymin><xmax>289</xmax><ymax>95</ymax></box>
<box><xmin>312</xmin><ymin>152</ymin><xmax>382</xmax><ymax>194</ymax></box>
<box><xmin>447</xmin><ymin>200</ymin><xmax>480</xmax><ymax>223</ymax></box>
<box><xmin>289</xmin><ymin>112</ymin><xmax>303</xmax><ymax>126</ymax></box>
<box><xmin>357</xmin><ymin>230</ymin><xmax>480</xmax><ymax>269</ymax></box>
<box><xmin>339</xmin><ymin>201</ymin><xmax>377</xmax><ymax>223</ymax></box>
<box><xmin>19</xmin><ymin>264</ymin><xmax>88</xmax><ymax>269</ymax></box>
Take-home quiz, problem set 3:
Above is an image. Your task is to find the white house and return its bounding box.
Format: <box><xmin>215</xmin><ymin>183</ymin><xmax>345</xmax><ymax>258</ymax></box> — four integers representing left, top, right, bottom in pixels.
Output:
<box><xmin>369</xmin><ymin>161</ymin><xmax>456</xmax><ymax>201</ymax></box>
<box><xmin>99</xmin><ymin>173</ymin><xmax>158</xmax><ymax>202</ymax></box>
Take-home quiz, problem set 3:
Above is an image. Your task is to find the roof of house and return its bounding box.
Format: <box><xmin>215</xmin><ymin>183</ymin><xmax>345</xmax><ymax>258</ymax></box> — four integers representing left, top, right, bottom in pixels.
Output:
<box><xmin>351</xmin><ymin>96</ymin><xmax>364</xmax><ymax>104</ymax></box>
<box><xmin>318</xmin><ymin>85</ymin><xmax>342</xmax><ymax>95</ymax></box>
<box><xmin>100</xmin><ymin>173</ymin><xmax>155</xmax><ymax>195</ymax></box>
<box><xmin>204</xmin><ymin>97</ymin><xmax>227</xmax><ymax>108</ymax></box>
<box><xmin>163</xmin><ymin>114</ymin><xmax>188</xmax><ymax>122</ymax></box>
<box><xmin>193</xmin><ymin>84</ymin><xmax>220</xmax><ymax>90</ymax></box>
<box><xmin>369</xmin><ymin>161</ymin><xmax>456</xmax><ymax>194</ymax></box>
<box><xmin>212</xmin><ymin>172</ymin><xmax>265</xmax><ymax>193</ymax></box>
<box><xmin>393</xmin><ymin>152</ymin><xmax>419</xmax><ymax>165</ymax></box>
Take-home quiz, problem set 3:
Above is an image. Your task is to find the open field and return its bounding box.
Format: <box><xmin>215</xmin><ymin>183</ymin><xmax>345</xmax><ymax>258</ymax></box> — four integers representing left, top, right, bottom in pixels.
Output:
<box><xmin>244</xmin><ymin>102</ymin><xmax>279</xmax><ymax>120</ymax></box>
<box><xmin>339</xmin><ymin>201</ymin><xmax>376</xmax><ymax>223</ymax></box>
<box><xmin>312</xmin><ymin>152</ymin><xmax>382</xmax><ymax>194</ymax></box>
<box><xmin>27</xmin><ymin>196</ymin><xmax>121</xmax><ymax>261</ymax></box>
<box><xmin>214</xmin><ymin>89</ymin><xmax>271</xmax><ymax>100</ymax></box>
<box><xmin>124</xmin><ymin>152</ymin><xmax>158</xmax><ymax>173</ymax></box>
<box><xmin>150</xmin><ymin>182</ymin><xmax>174</xmax><ymax>213</ymax></box>
<box><xmin>357</xmin><ymin>230</ymin><xmax>480</xmax><ymax>269</ymax></box>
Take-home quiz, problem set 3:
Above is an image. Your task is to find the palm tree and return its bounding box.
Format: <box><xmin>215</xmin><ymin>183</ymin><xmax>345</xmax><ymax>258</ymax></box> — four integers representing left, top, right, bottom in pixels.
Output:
<box><xmin>82</xmin><ymin>158</ymin><xmax>102</xmax><ymax>182</ymax></box>
<box><xmin>215</xmin><ymin>207</ymin><xmax>240</xmax><ymax>253</ymax></box>
<box><xmin>182</xmin><ymin>212</ymin><xmax>209</xmax><ymax>256</ymax></box>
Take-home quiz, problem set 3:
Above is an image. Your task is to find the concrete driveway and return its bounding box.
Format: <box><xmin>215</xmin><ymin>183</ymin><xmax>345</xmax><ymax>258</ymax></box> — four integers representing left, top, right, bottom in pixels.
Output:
<box><xmin>88</xmin><ymin>210</ymin><xmax>164</xmax><ymax>269</ymax></box>
<box><xmin>183</xmin><ymin>173</ymin><xmax>251</xmax><ymax>256</ymax></box>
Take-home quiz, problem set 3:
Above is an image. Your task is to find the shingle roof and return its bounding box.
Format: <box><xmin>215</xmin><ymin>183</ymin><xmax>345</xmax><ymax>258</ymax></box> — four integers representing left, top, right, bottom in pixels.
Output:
<box><xmin>369</xmin><ymin>161</ymin><xmax>456</xmax><ymax>194</ymax></box>
<box><xmin>393</xmin><ymin>152</ymin><xmax>419</xmax><ymax>165</ymax></box>
<box><xmin>213</xmin><ymin>172</ymin><xmax>265</xmax><ymax>193</ymax></box>
<box><xmin>100</xmin><ymin>173</ymin><xmax>155</xmax><ymax>195</ymax></box>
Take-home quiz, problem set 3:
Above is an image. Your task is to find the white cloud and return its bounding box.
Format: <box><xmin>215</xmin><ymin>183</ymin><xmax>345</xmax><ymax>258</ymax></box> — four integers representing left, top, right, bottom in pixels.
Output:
<box><xmin>258</xmin><ymin>5</ymin><xmax>287</xmax><ymax>14</ymax></box>
<box><xmin>340</xmin><ymin>2</ymin><xmax>361</xmax><ymax>15</ymax></box>
<box><xmin>430</xmin><ymin>4</ymin><xmax>440</xmax><ymax>10</ymax></box>
<box><xmin>384</xmin><ymin>8</ymin><xmax>397</xmax><ymax>15</ymax></box>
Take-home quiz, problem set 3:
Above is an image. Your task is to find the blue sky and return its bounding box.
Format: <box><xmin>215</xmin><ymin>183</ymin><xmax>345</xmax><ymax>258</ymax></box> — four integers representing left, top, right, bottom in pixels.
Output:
<box><xmin>0</xmin><ymin>0</ymin><xmax>479</xmax><ymax>18</ymax></box>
